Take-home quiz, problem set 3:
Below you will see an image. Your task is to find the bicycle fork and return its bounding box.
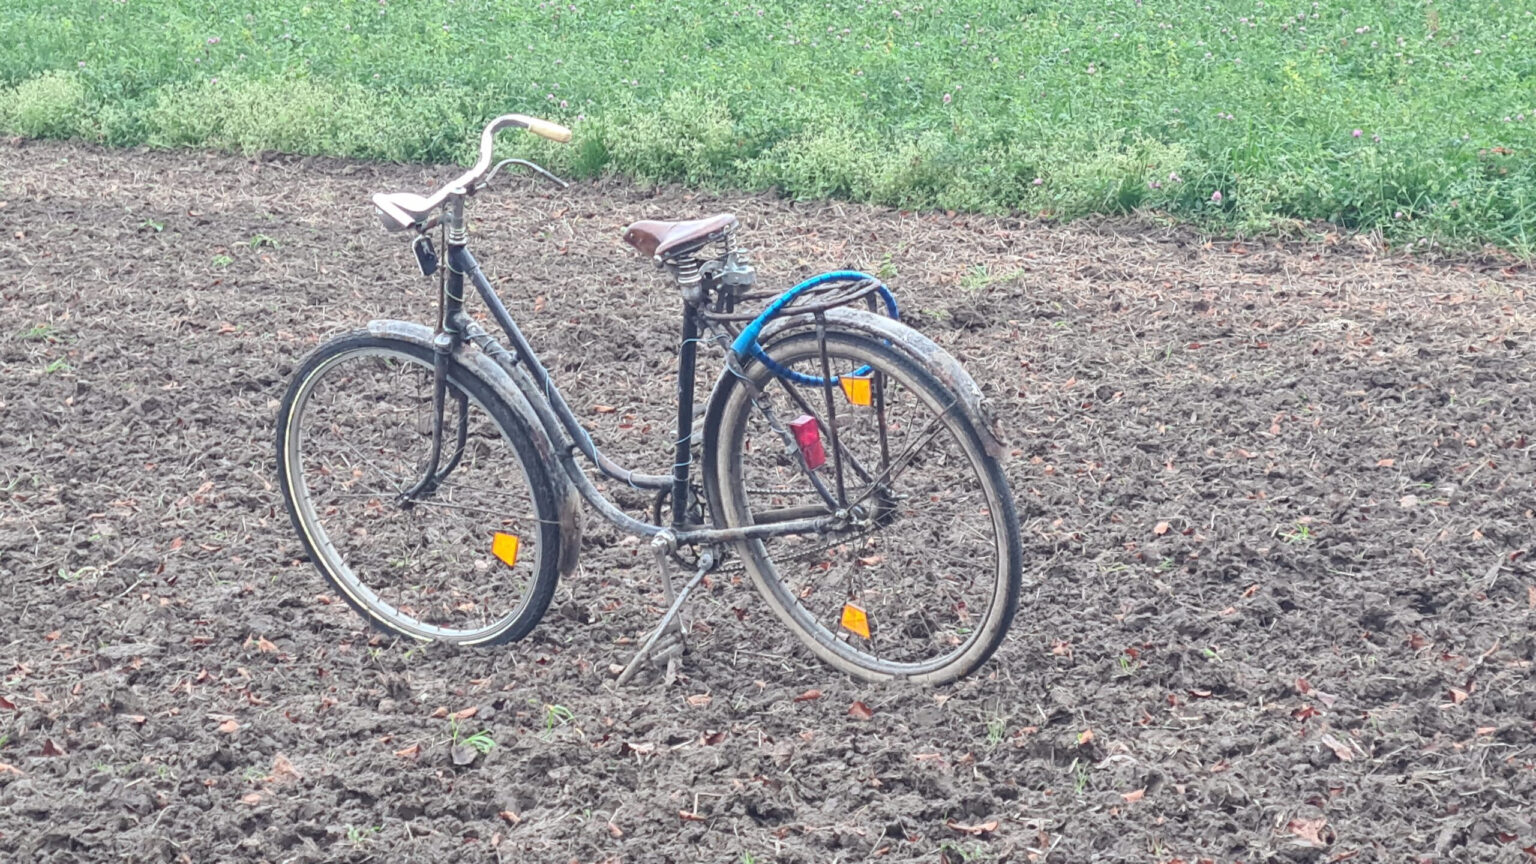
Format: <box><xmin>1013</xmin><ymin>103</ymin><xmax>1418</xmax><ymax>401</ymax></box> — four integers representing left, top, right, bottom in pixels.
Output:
<box><xmin>400</xmin><ymin>196</ymin><xmax>471</xmax><ymax>505</ymax></box>
<box><xmin>397</xmin><ymin>333</ymin><xmax>470</xmax><ymax>505</ymax></box>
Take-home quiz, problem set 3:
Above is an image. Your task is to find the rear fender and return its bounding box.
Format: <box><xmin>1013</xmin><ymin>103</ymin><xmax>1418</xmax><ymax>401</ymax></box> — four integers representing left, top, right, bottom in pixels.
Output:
<box><xmin>365</xmin><ymin>319</ymin><xmax>583</xmax><ymax>577</ymax></box>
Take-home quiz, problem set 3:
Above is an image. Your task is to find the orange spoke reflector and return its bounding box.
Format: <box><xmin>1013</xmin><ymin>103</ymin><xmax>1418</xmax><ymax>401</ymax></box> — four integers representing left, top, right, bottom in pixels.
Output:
<box><xmin>839</xmin><ymin>374</ymin><xmax>873</xmax><ymax>406</ymax></box>
<box><xmin>840</xmin><ymin>603</ymin><xmax>871</xmax><ymax>639</ymax></box>
<box><xmin>492</xmin><ymin>532</ymin><xmax>520</xmax><ymax>568</ymax></box>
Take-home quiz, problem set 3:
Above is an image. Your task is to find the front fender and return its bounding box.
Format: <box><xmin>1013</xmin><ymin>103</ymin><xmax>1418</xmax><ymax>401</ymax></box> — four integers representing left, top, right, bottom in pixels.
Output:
<box><xmin>365</xmin><ymin>319</ymin><xmax>583</xmax><ymax>578</ymax></box>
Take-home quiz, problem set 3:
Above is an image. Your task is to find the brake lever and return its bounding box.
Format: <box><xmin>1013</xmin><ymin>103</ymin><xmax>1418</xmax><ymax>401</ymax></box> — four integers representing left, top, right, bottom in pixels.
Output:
<box><xmin>482</xmin><ymin>158</ymin><xmax>570</xmax><ymax>190</ymax></box>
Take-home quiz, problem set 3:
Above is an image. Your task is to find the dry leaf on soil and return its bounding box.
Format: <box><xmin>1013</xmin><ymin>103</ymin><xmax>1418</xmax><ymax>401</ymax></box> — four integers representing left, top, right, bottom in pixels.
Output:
<box><xmin>946</xmin><ymin>819</ymin><xmax>999</xmax><ymax>836</ymax></box>
<box><xmin>270</xmin><ymin>753</ymin><xmax>302</xmax><ymax>783</ymax></box>
<box><xmin>1288</xmin><ymin>816</ymin><xmax>1331</xmax><ymax>847</ymax></box>
<box><xmin>1319</xmin><ymin>733</ymin><xmax>1353</xmax><ymax>762</ymax></box>
<box><xmin>848</xmin><ymin>701</ymin><xmax>874</xmax><ymax>720</ymax></box>
<box><xmin>793</xmin><ymin>689</ymin><xmax>822</xmax><ymax>703</ymax></box>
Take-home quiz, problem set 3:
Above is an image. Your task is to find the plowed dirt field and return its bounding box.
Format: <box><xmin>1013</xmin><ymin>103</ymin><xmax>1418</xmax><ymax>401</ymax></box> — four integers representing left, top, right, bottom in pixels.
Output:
<box><xmin>2</xmin><ymin>140</ymin><xmax>1534</xmax><ymax>863</ymax></box>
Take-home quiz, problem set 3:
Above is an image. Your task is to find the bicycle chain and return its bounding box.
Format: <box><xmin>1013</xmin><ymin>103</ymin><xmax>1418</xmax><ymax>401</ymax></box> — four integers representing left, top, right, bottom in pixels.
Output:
<box><xmin>708</xmin><ymin>525</ymin><xmax>875</xmax><ymax>575</ymax></box>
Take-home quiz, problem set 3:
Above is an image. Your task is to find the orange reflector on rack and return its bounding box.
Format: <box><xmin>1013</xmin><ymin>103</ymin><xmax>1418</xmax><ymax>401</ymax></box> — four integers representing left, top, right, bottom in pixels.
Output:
<box><xmin>839</xmin><ymin>374</ymin><xmax>873</xmax><ymax>406</ymax></box>
<box><xmin>492</xmin><ymin>532</ymin><xmax>520</xmax><ymax>568</ymax></box>
<box><xmin>840</xmin><ymin>603</ymin><xmax>871</xmax><ymax>639</ymax></box>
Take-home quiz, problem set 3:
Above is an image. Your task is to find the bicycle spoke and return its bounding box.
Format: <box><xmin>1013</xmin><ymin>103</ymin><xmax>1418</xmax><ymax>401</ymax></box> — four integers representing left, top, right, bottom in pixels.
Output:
<box><xmin>841</xmin><ymin>410</ymin><xmax>951</xmax><ymax>513</ymax></box>
<box><xmin>322</xmin><ymin>427</ymin><xmax>410</xmax><ymax>489</ymax></box>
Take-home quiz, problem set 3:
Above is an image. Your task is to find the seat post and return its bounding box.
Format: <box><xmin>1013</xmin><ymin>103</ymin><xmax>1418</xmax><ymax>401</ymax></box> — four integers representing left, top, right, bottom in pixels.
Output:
<box><xmin>671</xmin><ymin>299</ymin><xmax>701</xmax><ymax>529</ymax></box>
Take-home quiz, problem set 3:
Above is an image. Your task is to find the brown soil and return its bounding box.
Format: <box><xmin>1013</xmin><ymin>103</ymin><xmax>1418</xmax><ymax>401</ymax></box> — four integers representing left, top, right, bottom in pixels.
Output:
<box><xmin>1</xmin><ymin>139</ymin><xmax>1534</xmax><ymax>864</ymax></box>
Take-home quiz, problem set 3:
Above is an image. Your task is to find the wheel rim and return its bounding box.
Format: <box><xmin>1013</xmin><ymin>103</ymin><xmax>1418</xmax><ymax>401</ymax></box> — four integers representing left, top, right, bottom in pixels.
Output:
<box><xmin>282</xmin><ymin>345</ymin><xmax>545</xmax><ymax>643</ymax></box>
<box><xmin>717</xmin><ymin>334</ymin><xmax>1011</xmax><ymax>678</ymax></box>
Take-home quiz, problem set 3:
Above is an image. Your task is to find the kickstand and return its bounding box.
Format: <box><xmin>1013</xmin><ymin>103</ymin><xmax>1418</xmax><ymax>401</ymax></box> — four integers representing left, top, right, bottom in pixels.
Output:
<box><xmin>616</xmin><ymin>533</ymin><xmax>714</xmax><ymax>687</ymax></box>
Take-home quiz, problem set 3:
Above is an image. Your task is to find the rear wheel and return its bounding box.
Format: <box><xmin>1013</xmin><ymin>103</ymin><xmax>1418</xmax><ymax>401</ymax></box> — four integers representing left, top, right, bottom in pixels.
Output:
<box><xmin>703</xmin><ymin>326</ymin><xmax>1022</xmax><ymax>683</ymax></box>
<box><xmin>276</xmin><ymin>332</ymin><xmax>562</xmax><ymax>645</ymax></box>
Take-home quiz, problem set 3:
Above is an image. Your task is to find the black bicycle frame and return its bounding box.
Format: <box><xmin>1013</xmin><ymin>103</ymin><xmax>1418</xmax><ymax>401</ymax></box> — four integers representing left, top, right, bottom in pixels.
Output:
<box><xmin>407</xmin><ymin>229</ymin><xmax>840</xmax><ymax>547</ymax></box>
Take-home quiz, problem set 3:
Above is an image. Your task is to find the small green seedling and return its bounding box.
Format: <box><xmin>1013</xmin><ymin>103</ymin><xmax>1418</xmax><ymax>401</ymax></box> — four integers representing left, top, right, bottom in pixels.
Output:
<box><xmin>448</xmin><ymin>717</ymin><xmax>497</xmax><ymax>754</ymax></box>
<box><xmin>984</xmin><ymin>716</ymin><xmax>1007</xmax><ymax>748</ymax></box>
<box><xmin>544</xmin><ymin>703</ymin><xmax>575</xmax><ymax>732</ymax></box>
<box><xmin>1072</xmin><ymin>758</ymin><xmax>1091</xmax><ymax>794</ymax></box>
<box><xmin>460</xmin><ymin>730</ymin><xmax>496</xmax><ymax>754</ymax></box>
<box><xmin>1281</xmin><ymin>522</ymin><xmax>1313</xmax><ymax>544</ymax></box>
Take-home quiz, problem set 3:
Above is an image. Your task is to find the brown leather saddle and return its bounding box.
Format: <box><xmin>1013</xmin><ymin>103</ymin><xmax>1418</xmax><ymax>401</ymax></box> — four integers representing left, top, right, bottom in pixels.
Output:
<box><xmin>622</xmin><ymin>214</ymin><xmax>737</xmax><ymax>260</ymax></box>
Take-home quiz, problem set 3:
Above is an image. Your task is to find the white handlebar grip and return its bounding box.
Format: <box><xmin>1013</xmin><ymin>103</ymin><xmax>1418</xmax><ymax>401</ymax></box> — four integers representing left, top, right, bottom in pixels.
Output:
<box><xmin>525</xmin><ymin>117</ymin><xmax>572</xmax><ymax>143</ymax></box>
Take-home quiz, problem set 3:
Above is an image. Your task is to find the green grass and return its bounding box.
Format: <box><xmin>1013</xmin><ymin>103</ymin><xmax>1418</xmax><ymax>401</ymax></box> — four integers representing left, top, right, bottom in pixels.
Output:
<box><xmin>3</xmin><ymin>1</ymin><xmax>1533</xmax><ymax>251</ymax></box>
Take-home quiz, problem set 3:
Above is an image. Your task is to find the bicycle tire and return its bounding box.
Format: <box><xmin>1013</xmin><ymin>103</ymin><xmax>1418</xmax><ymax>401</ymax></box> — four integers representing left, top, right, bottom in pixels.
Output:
<box><xmin>276</xmin><ymin>330</ymin><xmax>564</xmax><ymax>645</ymax></box>
<box><xmin>702</xmin><ymin>323</ymin><xmax>1022</xmax><ymax>684</ymax></box>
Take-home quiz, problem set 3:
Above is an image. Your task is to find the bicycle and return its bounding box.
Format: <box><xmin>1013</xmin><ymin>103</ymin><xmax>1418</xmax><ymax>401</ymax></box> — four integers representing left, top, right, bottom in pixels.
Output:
<box><xmin>274</xmin><ymin>113</ymin><xmax>1023</xmax><ymax>684</ymax></box>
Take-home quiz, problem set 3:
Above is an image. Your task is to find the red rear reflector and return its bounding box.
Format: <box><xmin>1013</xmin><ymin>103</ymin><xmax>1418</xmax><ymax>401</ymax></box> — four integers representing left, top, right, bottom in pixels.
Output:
<box><xmin>789</xmin><ymin>415</ymin><xmax>826</xmax><ymax>470</ymax></box>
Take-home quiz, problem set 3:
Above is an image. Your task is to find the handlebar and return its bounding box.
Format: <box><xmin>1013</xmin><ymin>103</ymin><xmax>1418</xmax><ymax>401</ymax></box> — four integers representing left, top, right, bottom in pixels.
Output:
<box><xmin>373</xmin><ymin>113</ymin><xmax>571</xmax><ymax>232</ymax></box>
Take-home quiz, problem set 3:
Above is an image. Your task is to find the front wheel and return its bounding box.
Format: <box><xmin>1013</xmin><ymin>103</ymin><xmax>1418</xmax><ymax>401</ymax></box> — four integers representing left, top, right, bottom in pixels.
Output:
<box><xmin>275</xmin><ymin>331</ymin><xmax>564</xmax><ymax>645</ymax></box>
<box><xmin>703</xmin><ymin>325</ymin><xmax>1022</xmax><ymax>684</ymax></box>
